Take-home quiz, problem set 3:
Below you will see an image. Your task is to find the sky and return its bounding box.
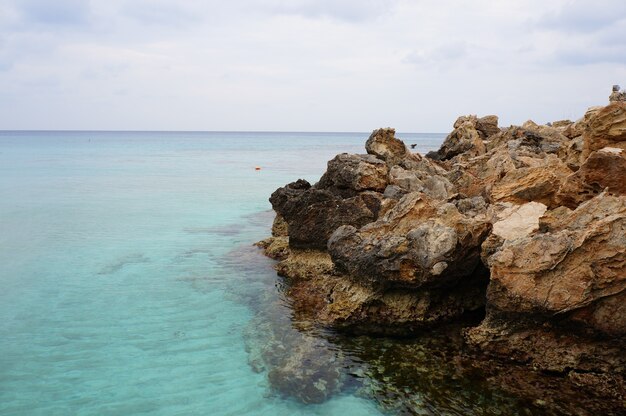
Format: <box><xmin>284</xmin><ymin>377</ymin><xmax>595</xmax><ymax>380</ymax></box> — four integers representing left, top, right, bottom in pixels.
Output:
<box><xmin>0</xmin><ymin>0</ymin><xmax>625</xmax><ymax>131</ymax></box>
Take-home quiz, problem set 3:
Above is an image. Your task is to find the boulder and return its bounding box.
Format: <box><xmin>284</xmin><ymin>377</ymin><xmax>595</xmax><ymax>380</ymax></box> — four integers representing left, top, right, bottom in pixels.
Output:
<box><xmin>269</xmin><ymin>180</ymin><xmax>382</xmax><ymax>250</ymax></box>
<box><xmin>328</xmin><ymin>192</ymin><xmax>491</xmax><ymax>289</ymax></box>
<box><xmin>429</xmin><ymin>118</ymin><xmax>485</xmax><ymax>161</ymax></box>
<box><xmin>365</xmin><ymin>128</ymin><xmax>408</xmax><ymax>165</ymax></box>
<box><xmin>476</xmin><ymin>115</ymin><xmax>500</xmax><ymax>137</ymax></box>
<box><xmin>317</xmin><ymin>153</ymin><xmax>388</xmax><ymax>197</ymax></box>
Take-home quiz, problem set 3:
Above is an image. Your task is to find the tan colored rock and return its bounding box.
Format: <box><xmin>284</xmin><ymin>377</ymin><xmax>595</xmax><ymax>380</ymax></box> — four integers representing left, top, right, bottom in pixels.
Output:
<box><xmin>476</xmin><ymin>115</ymin><xmax>500</xmax><ymax>137</ymax></box>
<box><xmin>486</xmin><ymin>193</ymin><xmax>626</xmax><ymax>331</ymax></box>
<box><xmin>551</xmin><ymin>119</ymin><xmax>573</xmax><ymax>129</ymax></box>
<box><xmin>468</xmin><ymin>193</ymin><xmax>626</xmax><ymax>377</ymax></box>
<box><xmin>255</xmin><ymin>236</ymin><xmax>290</xmax><ymax>260</ymax></box>
<box><xmin>490</xmin><ymin>156</ymin><xmax>572</xmax><ymax>208</ymax></box>
<box><xmin>328</xmin><ymin>192</ymin><xmax>491</xmax><ymax>288</ymax></box>
<box><xmin>272</xmin><ymin>214</ymin><xmax>288</xmax><ymax>237</ymax></box>
<box><xmin>557</xmin><ymin>147</ymin><xmax>626</xmax><ymax>208</ymax></box>
<box><xmin>365</xmin><ymin>128</ymin><xmax>408</xmax><ymax>165</ymax></box>
<box><xmin>563</xmin><ymin>106</ymin><xmax>602</xmax><ymax>139</ymax></box>
<box><xmin>491</xmin><ymin>202</ymin><xmax>547</xmax><ymax>241</ymax></box>
<box><xmin>582</xmin><ymin>102</ymin><xmax>626</xmax><ymax>159</ymax></box>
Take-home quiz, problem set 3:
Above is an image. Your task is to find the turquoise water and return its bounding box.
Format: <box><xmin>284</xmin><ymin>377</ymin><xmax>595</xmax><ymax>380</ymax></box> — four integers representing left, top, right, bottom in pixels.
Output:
<box><xmin>0</xmin><ymin>131</ymin><xmax>446</xmax><ymax>415</ymax></box>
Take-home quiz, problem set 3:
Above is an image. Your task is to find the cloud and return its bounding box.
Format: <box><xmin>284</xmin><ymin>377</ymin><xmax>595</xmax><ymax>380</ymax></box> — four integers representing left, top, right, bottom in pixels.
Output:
<box><xmin>0</xmin><ymin>0</ymin><xmax>624</xmax><ymax>131</ymax></box>
<box><xmin>262</xmin><ymin>0</ymin><xmax>398</xmax><ymax>22</ymax></box>
<box><xmin>535</xmin><ymin>0</ymin><xmax>626</xmax><ymax>33</ymax></box>
<box><xmin>14</xmin><ymin>0</ymin><xmax>91</xmax><ymax>27</ymax></box>
<box><xmin>403</xmin><ymin>42</ymin><xmax>468</xmax><ymax>67</ymax></box>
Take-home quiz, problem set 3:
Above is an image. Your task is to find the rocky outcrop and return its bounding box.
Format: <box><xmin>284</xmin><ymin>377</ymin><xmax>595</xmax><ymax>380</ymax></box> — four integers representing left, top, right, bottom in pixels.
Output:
<box><xmin>257</xmin><ymin>95</ymin><xmax>626</xmax><ymax>412</ymax></box>
<box><xmin>269</xmin><ymin>178</ymin><xmax>382</xmax><ymax>250</ymax></box>
<box><xmin>556</xmin><ymin>147</ymin><xmax>626</xmax><ymax>208</ymax></box>
<box><xmin>467</xmin><ymin>193</ymin><xmax>626</xmax><ymax>375</ymax></box>
<box><xmin>582</xmin><ymin>101</ymin><xmax>626</xmax><ymax>158</ymax></box>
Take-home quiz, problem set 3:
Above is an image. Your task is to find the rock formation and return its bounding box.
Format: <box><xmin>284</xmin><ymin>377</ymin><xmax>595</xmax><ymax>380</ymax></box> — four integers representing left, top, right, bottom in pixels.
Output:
<box><xmin>257</xmin><ymin>95</ymin><xmax>626</xmax><ymax>412</ymax></box>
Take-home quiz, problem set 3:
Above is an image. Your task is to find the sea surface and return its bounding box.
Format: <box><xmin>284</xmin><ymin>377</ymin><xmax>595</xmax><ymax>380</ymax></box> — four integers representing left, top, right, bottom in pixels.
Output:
<box><xmin>0</xmin><ymin>131</ymin><xmax>532</xmax><ymax>415</ymax></box>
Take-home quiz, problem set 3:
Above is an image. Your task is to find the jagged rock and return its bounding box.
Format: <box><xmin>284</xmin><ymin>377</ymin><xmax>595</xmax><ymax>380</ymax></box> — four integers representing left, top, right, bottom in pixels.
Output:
<box><xmin>260</xmin><ymin>100</ymin><xmax>626</xmax><ymax>407</ymax></box>
<box><xmin>254</xmin><ymin>236</ymin><xmax>290</xmax><ymax>260</ymax></box>
<box><xmin>490</xmin><ymin>155</ymin><xmax>572</xmax><ymax>208</ymax></box>
<box><xmin>551</xmin><ymin>119</ymin><xmax>573</xmax><ymax>129</ymax></box>
<box><xmin>476</xmin><ymin>115</ymin><xmax>500</xmax><ymax>137</ymax></box>
<box><xmin>582</xmin><ymin>102</ymin><xmax>626</xmax><ymax>158</ymax></box>
<box><xmin>317</xmin><ymin>153</ymin><xmax>388</xmax><ymax>197</ymax></box>
<box><xmin>564</xmin><ymin>135</ymin><xmax>584</xmax><ymax>170</ymax></box>
<box><xmin>388</xmin><ymin>165</ymin><xmax>455</xmax><ymax>200</ymax></box>
<box><xmin>429</xmin><ymin>117</ymin><xmax>486</xmax><ymax>161</ymax></box>
<box><xmin>271</xmin><ymin>214</ymin><xmax>288</xmax><ymax>237</ymax></box>
<box><xmin>468</xmin><ymin>193</ymin><xmax>626</xmax><ymax>374</ymax></box>
<box><xmin>557</xmin><ymin>147</ymin><xmax>626</xmax><ymax>208</ymax></box>
<box><xmin>287</xmin><ymin>191</ymin><xmax>381</xmax><ymax>250</ymax></box>
<box><xmin>328</xmin><ymin>192</ymin><xmax>491</xmax><ymax>289</ymax></box>
<box><xmin>486</xmin><ymin>193</ymin><xmax>625</xmax><ymax>324</ymax></box>
<box><xmin>563</xmin><ymin>106</ymin><xmax>602</xmax><ymax>139</ymax></box>
<box><xmin>609</xmin><ymin>85</ymin><xmax>626</xmax><ymax>102</ymax></box>
<box><xmin>279</xmin><ymin>251</ymin><xmax>487</xmax><ymax>334</ymax></box>
<box><xmin>365</xmin><ymin>128</ymin><xmax>408</xmax><ymax>165</ymax></box>
<box><xmin>269</xmin><ymin>175</ymin><xmax>383</xmax><ymax>249</ymax></box>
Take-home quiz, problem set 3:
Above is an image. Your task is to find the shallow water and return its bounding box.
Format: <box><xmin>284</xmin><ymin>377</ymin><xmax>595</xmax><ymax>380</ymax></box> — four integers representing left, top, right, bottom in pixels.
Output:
<box><xmin>0</xmin><ymin>131</ymin><xmax>457</xmax><ymax>415</ymax></box>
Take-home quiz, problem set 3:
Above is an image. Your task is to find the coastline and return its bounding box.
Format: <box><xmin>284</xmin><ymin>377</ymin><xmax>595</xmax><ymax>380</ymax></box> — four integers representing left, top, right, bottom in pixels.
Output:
<box><xmin>257</xmin><ymin>98</ymin><xmax>626</xmax><ymax>414</ymax></box>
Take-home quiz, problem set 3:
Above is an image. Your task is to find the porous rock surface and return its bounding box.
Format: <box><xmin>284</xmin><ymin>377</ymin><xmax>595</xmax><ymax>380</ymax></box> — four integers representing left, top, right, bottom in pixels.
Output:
<box><xmin>258</xmin><ymin>98</ymin><xmax>626</xmax><ymax>411</ymax></box>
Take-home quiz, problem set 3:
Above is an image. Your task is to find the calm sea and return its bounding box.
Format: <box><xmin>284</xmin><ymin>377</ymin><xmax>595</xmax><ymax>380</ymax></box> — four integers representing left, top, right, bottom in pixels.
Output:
<box><xmin>1</xmin><ymin>131</ymin><xmax>453</xmax><ymax>415</ymax></box>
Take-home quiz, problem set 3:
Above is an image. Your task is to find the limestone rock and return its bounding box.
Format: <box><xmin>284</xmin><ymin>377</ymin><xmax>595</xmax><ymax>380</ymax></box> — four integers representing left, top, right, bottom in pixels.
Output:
<box><xmin>468</xmin><ymin>193</ymin><xmax>626</xmax><ymax>375</ymax></box>
<box><xmin>280</xmin><ymin>251</ymin><xmax>487</xmax><ymax>335</ymax></box>
<box><xmin>476</xmin><ymin>115</ymin><xmax>500</xmax><ymax>137</ymax></box>
<box><xmin>557</xmin><ymin>147</ymin><xmax>626</xmax><ymax>208</ymax></box>
<box><xmin>269</xmin><ymin>175</ymin><xmax>382</xmax><ymax>249</ymax></box>
<box><xmin>388</xmin><ymin>165</ymin><xmax>455</xmax><ymax>200</ymax></box>
<box><xmin>485</xmin><ymin>193</ymin><xmax>626</xmax><ymax>321</ymax></box>
<box><xmin>429</xmin><ymin>118</ymin><xmax>486</xmax><ymax>161</ymax></box>
<box><xmin>317</xmin><ymin>153</ymin><xmax>389</xmax><ymax>197</ymax></box>
<box><xmin>490</xmin><ymin>156</ymin><xmax>572</xmax><ymax>208</ymax></box>
<box><xmin>365</xmin><ymin>128</ymin><xmax>408</xmax><ymax>165</ymax></box>
<box><xmin>491</xmin><ymin>201</ymin><xmax>547</xmax><ymax>241</ymax></box>
<box><xmin>582</xmin><ymin>102</ymin><xmax>626</xmax><ymax>158</ymax></box>
<box><xmin>328</xmin><ymin>192</ymin><xmax>491</xmax><ymax>289</ymax></box>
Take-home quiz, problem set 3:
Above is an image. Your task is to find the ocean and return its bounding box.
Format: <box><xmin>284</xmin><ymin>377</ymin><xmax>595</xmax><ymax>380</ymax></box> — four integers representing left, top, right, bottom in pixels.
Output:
<box><xmin>0</xmin><ymin>131</ymin><xmax>527</xmax><ymax>415</ymax></box>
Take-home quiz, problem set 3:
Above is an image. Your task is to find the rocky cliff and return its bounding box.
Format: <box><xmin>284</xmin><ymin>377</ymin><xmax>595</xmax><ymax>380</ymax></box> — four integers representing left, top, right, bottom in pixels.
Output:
<box><xmin>256</xmin><ymin>97</ymin><xmax>626</xmax><ymax>413</ymax></box>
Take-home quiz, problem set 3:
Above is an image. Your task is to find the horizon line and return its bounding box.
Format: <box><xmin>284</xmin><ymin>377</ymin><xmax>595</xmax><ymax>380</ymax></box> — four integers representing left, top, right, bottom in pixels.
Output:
<box><xmin>0</xmin><ymin>129</ymin><xmax>447</xmax><ymax>135</ymax></box>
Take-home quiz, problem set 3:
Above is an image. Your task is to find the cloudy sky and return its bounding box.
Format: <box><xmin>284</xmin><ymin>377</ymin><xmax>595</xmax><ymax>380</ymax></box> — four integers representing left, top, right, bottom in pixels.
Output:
<box><xmin>1</xmin><ymin>0</ymin><xmax>625</xmax><ymax>131</ymax></box>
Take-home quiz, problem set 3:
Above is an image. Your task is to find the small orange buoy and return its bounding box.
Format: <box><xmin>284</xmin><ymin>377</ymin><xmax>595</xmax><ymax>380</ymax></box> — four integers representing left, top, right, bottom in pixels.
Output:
<box><xmin>255</xmin><ymin>166</ymin><xmax>261</xmax><ymax>171</ymax></box>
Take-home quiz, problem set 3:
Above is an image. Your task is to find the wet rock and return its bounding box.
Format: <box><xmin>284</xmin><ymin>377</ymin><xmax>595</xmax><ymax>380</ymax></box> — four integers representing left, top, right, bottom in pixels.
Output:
<box><xmin>244</xmin><ymin>314</ymin><xmax>346</xmax><ymax>404</ymax></box>
<box><xmin>271</xmin><ymin>214</ymin><xmax>288</xmax><ymax>237</ymax></box>
<box><xmin>254</xmin><ymin>236</ymin><xmax>290</xmax><ymax>260</ymax></box>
